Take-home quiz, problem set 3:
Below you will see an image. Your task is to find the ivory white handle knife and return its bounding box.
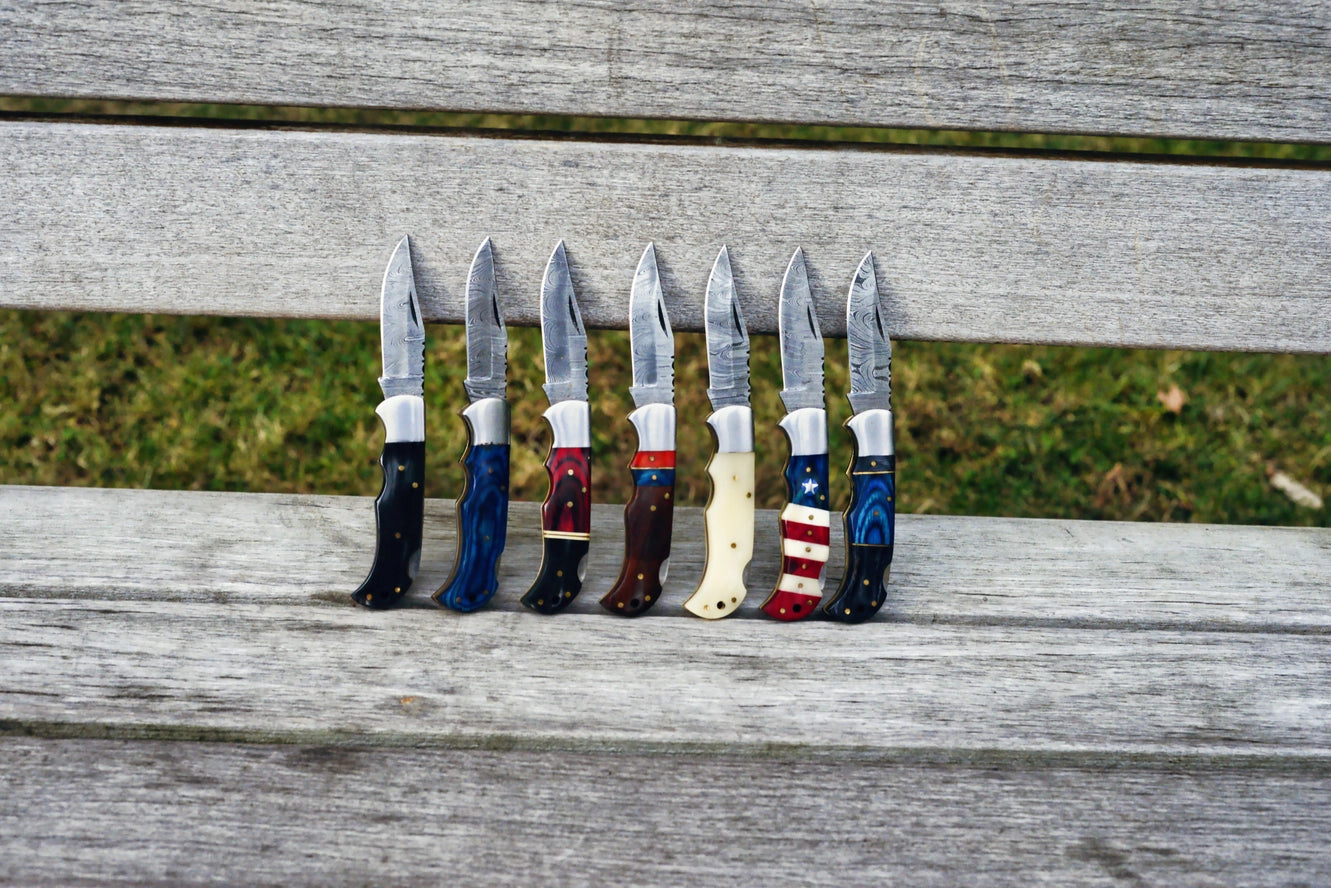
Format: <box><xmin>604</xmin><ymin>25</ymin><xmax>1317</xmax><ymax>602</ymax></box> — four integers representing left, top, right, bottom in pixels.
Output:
<box><xmin>683</xmin><ymin>246</ymin><xmax>754</xmax><ymax>620</ymax></box>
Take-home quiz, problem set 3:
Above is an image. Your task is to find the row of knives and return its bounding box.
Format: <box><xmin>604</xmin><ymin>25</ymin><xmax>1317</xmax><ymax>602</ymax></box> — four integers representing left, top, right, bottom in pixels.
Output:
<box><xmin>352</xmin><ymin>236</ymin><xmax>895</xmax><ymax>624</ymax></box>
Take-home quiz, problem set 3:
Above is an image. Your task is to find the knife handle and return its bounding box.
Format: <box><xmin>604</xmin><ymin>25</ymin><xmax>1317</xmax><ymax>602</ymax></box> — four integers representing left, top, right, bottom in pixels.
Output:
<box><xmin>824</xmin><ymin>409</ymin><xmax>895</xmax><ymax>624</ymax></box>
<box><xmin>434</xmin><ymin>398</ymin><xmax>510</xmax><ymax>613</ymax></box>
<box><xmin>761</xmin><ymin>408</ymin><xmax>830</xmax><ymax>621</ymax></box>
<box><xmin>683</xmin><ymin>405</ymin><xmax>755</xmax><ymax>620</ymax></box>
<box><xmin>352</xmin><ymin>395</ymin><xmax>426</xmax><ymax>609</ymax></box>
<box><xmin>522</xmin><ymin>400</ymin><xmax>592</xmax><ymax>614</ymax></box>
<box><xmin>602</xmin><ymin>404</ymin><xmax>676</xmax><ymax>617</ymax></box>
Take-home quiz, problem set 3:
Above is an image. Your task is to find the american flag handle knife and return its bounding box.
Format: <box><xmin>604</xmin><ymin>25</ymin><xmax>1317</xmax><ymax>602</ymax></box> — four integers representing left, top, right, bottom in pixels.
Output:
<box><xmin>760</xmin><ymin>407</ymin><xmax>831</xmax><ymax>621</ymax></box>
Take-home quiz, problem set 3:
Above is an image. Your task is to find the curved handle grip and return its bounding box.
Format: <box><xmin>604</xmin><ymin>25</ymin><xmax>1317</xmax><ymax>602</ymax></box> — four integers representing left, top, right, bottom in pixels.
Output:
<box><xmin>602</xmin><ymin>451</ymin><xmax>675</xmax><ymax>616</ymax></box>
<box><xmin>433</xmin><ymin>404</ymin><xmax>510</xmax><ymax>612</ymax></box>
<box><xmin>351</xmin><ymin>439</ymin><xmax>425</xmax><ymax>609</ymax></box>
<box><xmin>682</xmin><ymin>449</ymin><xmax>755</xmax><ymax>619</ymax></box>
<box><xmin>761</xmin><ymin>452</ymin><xmax>831</xmax><ymax>621</ymax></box>
<box><xmin>823</xmin><ymin>452</ymin><xmax>895</xmax><ymax>623</ymax></box>
<box><xmin>521</xmin><ymin>445</ymin><xmax>592</xmax><ymax>614</ymax></box>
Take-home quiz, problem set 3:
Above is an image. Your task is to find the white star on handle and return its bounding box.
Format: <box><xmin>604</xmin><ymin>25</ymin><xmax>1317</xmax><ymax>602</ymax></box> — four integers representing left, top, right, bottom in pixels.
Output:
<box><xmin>802</xmin><ymin>478</ymin><xmax>819</xmax><ymax>495</ymax></box>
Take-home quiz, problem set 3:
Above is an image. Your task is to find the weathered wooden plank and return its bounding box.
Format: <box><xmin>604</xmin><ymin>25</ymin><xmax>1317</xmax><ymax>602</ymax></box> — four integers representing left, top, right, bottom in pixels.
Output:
<box><xmin>2</xmin><ymin>738</ymin><xmax>1328</xmax><ymax>887</ymax></box>
<box><xmin>2</xmin><ymin>122</ymin><xmax>1328</xmax><ymax>352</ymax></box>
<box><xmin>3</xmin><ymin>485</ymin><xmax>1329</xmax><ymax>632</ymax></box>
<box><xmin>2</xmin><ymin>1</ymin><xmax>1329</xmax><ymax>143</ymax></box>
<box><xmin>3</xmin><ymin>593</ymin><xmax>1330</xmax><ymax>757</ymax></box>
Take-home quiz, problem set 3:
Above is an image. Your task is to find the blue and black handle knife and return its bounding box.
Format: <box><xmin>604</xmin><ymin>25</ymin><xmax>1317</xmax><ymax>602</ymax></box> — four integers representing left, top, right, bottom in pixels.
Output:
<box><xmin>434</xmin><ymin>238</ymin><xmax>510</xmax><ymax>612</ymax></box>
<box><xmin>352</xmin><ymin>236</ymin><xmax>426</xmax><ymax>609</ymax></box>
<box><xmin>823</xmin><ymin>252</ymin><xmax>896</xmax><ymax>623</ymax></box>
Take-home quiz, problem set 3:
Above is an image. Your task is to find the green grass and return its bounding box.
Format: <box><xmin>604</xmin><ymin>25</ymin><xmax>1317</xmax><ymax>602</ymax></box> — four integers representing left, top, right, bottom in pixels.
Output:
<box><xmin>3</xmin><ymin>309</ymin><xmax>1326</xmax><ymax>526</ymax></box>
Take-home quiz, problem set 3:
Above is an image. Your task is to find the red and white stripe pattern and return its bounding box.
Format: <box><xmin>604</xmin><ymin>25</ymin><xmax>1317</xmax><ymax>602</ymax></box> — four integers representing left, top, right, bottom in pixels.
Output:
<box><xmin>765</xmin><ymin>503</ymin><xmax>831</xmax><ymax>619</ymax></box>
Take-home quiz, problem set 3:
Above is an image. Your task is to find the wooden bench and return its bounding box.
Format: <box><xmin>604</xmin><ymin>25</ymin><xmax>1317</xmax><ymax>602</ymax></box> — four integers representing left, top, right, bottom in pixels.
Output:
<box><xmin>3</xmin><ymin>2</ymin><xmax>1330</xmax><ymax>883</ymax></box>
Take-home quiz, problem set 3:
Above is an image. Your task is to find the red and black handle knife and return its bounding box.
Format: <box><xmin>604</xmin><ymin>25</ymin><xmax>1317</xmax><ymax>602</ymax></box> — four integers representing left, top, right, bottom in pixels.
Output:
<box><xmin>522</xmin><ymin>242</ymin><xmax>593</xmax><ymax>615</ymax></box>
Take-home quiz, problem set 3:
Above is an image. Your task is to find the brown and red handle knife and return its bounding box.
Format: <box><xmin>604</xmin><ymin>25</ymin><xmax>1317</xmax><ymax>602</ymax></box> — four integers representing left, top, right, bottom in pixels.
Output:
<box><xmin>602</xmin><ymin>244</ymin><xmax>676</xmax><ymax>616</ymax></box>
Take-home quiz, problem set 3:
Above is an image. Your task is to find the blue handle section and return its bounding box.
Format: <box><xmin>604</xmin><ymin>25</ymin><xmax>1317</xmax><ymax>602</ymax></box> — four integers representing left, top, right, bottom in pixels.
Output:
<box><xmin>783</xmin><ymin>452</ymin><xmax>830</xmax><ymax>509</ymax></box>
<box><xmin>823</xmin><ymin>453</ymin><xmax>895</xmax><ymax>624</ymax></box>
<box><xmin>630</xmin><ymin>468</ymin><xmax>675</xmax><ymax>487</ymax></box>
<box><xmin>844</xmin><ymin>454</ymin><xmax>895</xmax><ymax>546</ymax></box>
<box><xmin>434</xmin><ymin>442</ymin><xmax>510</xmax><ymax>613</ymax></box>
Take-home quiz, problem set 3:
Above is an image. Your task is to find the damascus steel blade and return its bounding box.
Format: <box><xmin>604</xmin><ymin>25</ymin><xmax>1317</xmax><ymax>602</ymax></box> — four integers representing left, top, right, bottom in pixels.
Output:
<box><xmin>540</xmin><ymin>241</ymin><xmax>589</xmax><ymax>404</ymax></box>
<box><xmin>704</xmin><ymin>245</ymin><xmax>750</xmax><ymax>410</ymax></box>
<box><xmin>778</xmin><ymin>247</ymin><xmax>825</xmax><ymax>413</ymax></box>
<box><xmin>847</xmin><ymin>251</ymin><xmax>893</xmax><ymax>414</ymax></box>
<box><xmin>628</xmin><ymin>242</ymin><xmax>674</xmax><ymax>408</ymax></box>
<box><xmin>463</xmin><ymin>237</ymin><xmax>507</xmax><ymax>403</ymax></box>
<box><xmin>379</xmin><ymin>235</ymin><xmax>425</xmax><ymax>399</ymax></box>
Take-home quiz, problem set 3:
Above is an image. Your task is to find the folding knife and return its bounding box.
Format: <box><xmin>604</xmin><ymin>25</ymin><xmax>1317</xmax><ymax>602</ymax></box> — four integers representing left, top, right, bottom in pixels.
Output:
<box><xmin>602</xmin><ymin>243</ymin><xmax>676</xmax><ymax>617</ymax></box>
<box><xmin>434</xmin><ymin>238</ymin><xmax>510</xmax><ymax>612</ymax></box>
<box><xmin>521</xmin><ymin>241</ymin><xmax>591</xmax><ymax>614</ymax></box>
<box><xmin>761</xmin><ymin>249</ymin><xmax>830</xmax><ymax>621</ymax></box>
<box><xmin>683</xmin><ymin>246</ymin><xmax>754</xmax><ymax>619</ymax></box>
<box><xmin>351</xmin><ymin>235</ymin><xmax>426</xmax><ymax>609</ymax></box>
<box><xmin>823</xmin><ymin>252</ymin><xmax>895</xmax><ymax>623</ymax></box>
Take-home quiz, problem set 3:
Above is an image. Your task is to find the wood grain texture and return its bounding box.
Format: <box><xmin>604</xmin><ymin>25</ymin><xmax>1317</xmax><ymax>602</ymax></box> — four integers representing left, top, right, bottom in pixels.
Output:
<box><xmin>601</xmin><ymin>482</ymin><xmax>673</xmax><ymax>616</ymax></box>
<box><xmin>3</xmin><ymin>593</ymin><xmax>1331</xmax><ymax>758</ymax></box>
<box><xmin>2</xmin><ymin>1</ymin><xmax>1329</xmax><ymax>143</ymax></box>
<box><xmin>3</xmin><ymin>485</ymin><xmax>1329</xmax><ymax>633</ymax></box>
<box><xmin>2</xmin><ymin>738</ymin><xmax>1330</xmax><ymax>888</ymax></box>
<box><xmin>2</xmin><ymin>121</ymin><xmax>1330</xmax><ymax>352</ymax></box>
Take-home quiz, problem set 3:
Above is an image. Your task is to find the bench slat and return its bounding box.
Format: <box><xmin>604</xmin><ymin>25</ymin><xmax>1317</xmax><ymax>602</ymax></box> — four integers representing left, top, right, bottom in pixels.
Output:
<box><xmin>3</xmin><ymin>486</ymin><xmax>1329</xmax><ymax>633</ymax></box>
<box><xmin>2</xmin><ymin>121</ymin><xmax>1329</xmax><ymax>352</ymax></box>
<box><xmin>2</xmin><ymin>1</ymin><xmax>1329</xmax><ymax>143</ymax></box>
<box><xmin>2</xmin><ymin>737</ymin><xmax>1328</xmax><ymax>886</ymax></box>
<box><xmin>4</xmin><ymin>593</ymin><xmax>1330</xmax><ymax>757</ymax></box>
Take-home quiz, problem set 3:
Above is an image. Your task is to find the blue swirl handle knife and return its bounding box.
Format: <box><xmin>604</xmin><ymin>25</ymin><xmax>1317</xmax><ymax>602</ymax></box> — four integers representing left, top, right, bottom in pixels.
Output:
<box><xmin>352</xmin><ymin>235</ymin><xmax>426</xmax><ymax>609</ymax></box>
<box><xmin>434</xmin><ymin>238</ymin><xmax>511</xmax><ymax>612</ymax></box>
<box><xmin>823</xmin><ymin>252</ymin><xmax>895</xmax><ymax>623</ymax></box>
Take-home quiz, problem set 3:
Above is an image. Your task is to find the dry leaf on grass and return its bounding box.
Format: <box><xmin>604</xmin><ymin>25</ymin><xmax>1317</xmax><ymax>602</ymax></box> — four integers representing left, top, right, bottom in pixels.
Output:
<box><xmin>1268</xmin><ymin>470</ymin><xmax>1325</xmax><ymax>510</ymax></box>
<box><xmin>1157</xmin><ymin>383</ymin><xmax>1187</xmax><ymax>413</ymax></box>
